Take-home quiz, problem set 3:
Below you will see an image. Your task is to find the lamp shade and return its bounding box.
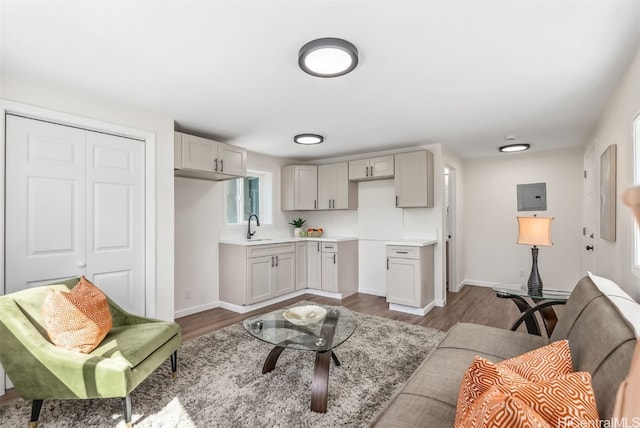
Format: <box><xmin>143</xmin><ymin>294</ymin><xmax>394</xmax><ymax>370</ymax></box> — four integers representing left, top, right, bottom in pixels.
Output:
<box><xmin>517</xmin><ymin>216</ymin><xmax>553</xmax><ymax>247</ymax></box>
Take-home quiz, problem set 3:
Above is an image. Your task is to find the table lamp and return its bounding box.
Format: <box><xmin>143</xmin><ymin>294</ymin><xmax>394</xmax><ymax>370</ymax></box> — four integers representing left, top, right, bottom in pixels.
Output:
<box><xmin>517</xmin><ymin>216</ymin><xmax>553</xmax><ymax>295</ymax></box>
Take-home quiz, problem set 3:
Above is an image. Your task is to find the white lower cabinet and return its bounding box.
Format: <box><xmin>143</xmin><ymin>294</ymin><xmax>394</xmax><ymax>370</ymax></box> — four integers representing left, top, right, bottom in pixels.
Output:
<box><xmin>321</xmin><ymin>241</ymin><xmax>358</xmax><ymax>296</ymax></box>
<box><xmin>307</xmin><ymin>241</ymin><xmax>322</xmax><ymax>290</ymax></box>
<box><xmin>295</xmin><ymin>242</ymin><xmax>307</xmax><ymax>290</ymax></box>
<box><xmin>220</xmin><ymin>243</ymin><xmax>296</xmax><ymax>306</ymax></box>
<box><xmin>386</xmin><ymin>245</ymin><xmax>434</xmax><ymax>308</ymax></box>
<box><xmin>219</xmin><ymin>239</ymin><xmax>358</xmax><ymax>307</ymax></box>
<box><xmin>321</xmin><ymin>246</ymin><xmax>338</xmax><ymax>292</ymax></box>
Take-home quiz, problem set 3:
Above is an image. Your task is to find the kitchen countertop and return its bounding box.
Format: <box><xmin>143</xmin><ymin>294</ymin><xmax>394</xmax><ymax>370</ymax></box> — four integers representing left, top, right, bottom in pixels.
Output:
<box><xmin>220</xmin><ymin>236</ymin><xmax>359</xmax><ymax>246</ymax></box>
<box><xmin>385</xmin><ymin>239</ymin><xmax>438</xmax><ymax>247</ymax></box>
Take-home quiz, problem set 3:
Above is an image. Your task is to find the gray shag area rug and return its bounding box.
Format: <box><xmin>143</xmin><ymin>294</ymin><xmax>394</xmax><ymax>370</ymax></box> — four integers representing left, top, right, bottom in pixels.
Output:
<box><xmin>0</xmin><ymin>306</ymin><xmax>445</xmax><ymax>427</ymax></box>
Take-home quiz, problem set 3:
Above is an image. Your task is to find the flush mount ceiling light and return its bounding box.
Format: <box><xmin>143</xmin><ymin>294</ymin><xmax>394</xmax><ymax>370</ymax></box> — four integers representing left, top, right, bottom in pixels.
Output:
<box><xmin>499</xmin><ymin>135</ymin><xmax>530</xmax><ymax>153</ymax></box>
<box><xmin>298</xmin><ymin>37</ymin><xmax>358</xmax><ymax>78</ymax></box>
<box><xmin>294</xmin><ymin>134</ymin><xmax>324</xmax><ymax>145</ymax></box>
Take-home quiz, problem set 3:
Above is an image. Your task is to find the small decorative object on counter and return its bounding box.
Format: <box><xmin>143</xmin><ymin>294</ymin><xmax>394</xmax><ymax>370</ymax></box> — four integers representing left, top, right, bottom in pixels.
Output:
<box><xmin>306</xmin><ymin>227</ymin><xmax>324</xmax><ymax>238</ymax></box>
<box><xmin>289</xmin><ymin>217</ymin><xmax>306</xmax><ymax>237</ymax></box>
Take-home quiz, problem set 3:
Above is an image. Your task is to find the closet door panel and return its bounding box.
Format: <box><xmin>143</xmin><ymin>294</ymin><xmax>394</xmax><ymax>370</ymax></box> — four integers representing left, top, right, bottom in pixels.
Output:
<box><xmin>5</xmin><ymin>115</ymin><xmax>86</xmax><ymax>293</ymax></box>
<box><xmin>85</xmin><ymin>132</ymin><xmax>145</xmax><ymax>315</ymax></box>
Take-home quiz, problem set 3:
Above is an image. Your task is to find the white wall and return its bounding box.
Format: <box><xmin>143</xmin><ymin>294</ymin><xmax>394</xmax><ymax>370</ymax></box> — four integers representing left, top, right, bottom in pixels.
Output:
<box><xmin>174</xmin><ymin>150</ymin><xmax>295</xmax><ymax>316</ymax></box>
<box><xmin>587</xmin><ymin>45</ymin><xmax>640</xmax><ymax>299</ymax></box>
<box><xmin>0</xmin><ymin>77</ymin><xmax>176</xmax><ymax>321</ymax></box>
<box><xmin>462</xmin><ymin>147</ymin><xmax>584</xmax><ymax>291</ymax></box>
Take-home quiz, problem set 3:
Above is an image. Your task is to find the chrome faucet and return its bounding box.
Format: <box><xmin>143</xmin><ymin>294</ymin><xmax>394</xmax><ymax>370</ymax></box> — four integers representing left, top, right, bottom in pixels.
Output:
<box><xmin>247</xmin><ymin>213</ymin><xmax>260</xmax><ymax>239</ymax></box>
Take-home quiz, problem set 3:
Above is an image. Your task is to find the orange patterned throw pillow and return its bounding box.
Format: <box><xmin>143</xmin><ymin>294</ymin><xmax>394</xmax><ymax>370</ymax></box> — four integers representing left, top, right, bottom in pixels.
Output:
<box><xmin>455</xmin><ymin>341</ymin><xmax>574</xmax><ymax>427</ymax></box>
<box><xmin>455</xmin><ymin>356</ymin><xmax>530</xmax><ymax>426</ymax></box>
<box><xmin>496</xmin><ymin>340</ymin><xmax>573</xmax><ymax>382</ymax></box>
<box><xmin>42</xmin><ymin>276</ymin><xmax>113</xmax><ymax>353</ymax></box>
<box><xmin>462</xmin><ymin>372</ymin><xmax>599</xmax><ymax>428</ymax></box>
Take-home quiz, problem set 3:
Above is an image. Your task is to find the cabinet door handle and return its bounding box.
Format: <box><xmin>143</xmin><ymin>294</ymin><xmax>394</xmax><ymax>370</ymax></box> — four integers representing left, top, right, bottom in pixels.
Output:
<box><xmin>220</xmin><ymin>159</ymin><xmax>224</xmax><ymax>172</ymax></box>
<box><xmin>271</xmin><ymin>256</ymin><xmax>274</xmax><ymax>267</ymax></box>
<box><xmin>396</xmin><ymin>251</ymin><xmax>409</xmax><ymax>254</ymax></box>
<box><xmin>275</xmin><ymin>255</ymin><xmax>278</xmax><ymax>266</ymax></box>
<box><xmin>317</xmin><ymin>242</ymin><xmax>320</xmax><ymax>252</ymax></box>
<box><xmin>366</xmin><ymin>166</ymin><xmax>369</xmax><ymax>177</ymax></box>
<box><xmin>395</xmin><ymin>195</ymin><xmax>399</xmax><ymax>207</ymax></box>
<box><xmin>387</xmin><ymin>258</ymin><xmax>389</xmax><ymax>270</ymax></box>
<box><xmin>214</xmin><ymin>158</ymin><xmax>218</xmax><ymax>171</ymax></box>
<box><xmin>333</xmin><ymin>253</ymin><xmax>336</xmax><ymax>264</ymax></box>
<box><xmin>314</xmin><ymin>200</ymin><xmax>317</xmax><ymax>210</ymax></box>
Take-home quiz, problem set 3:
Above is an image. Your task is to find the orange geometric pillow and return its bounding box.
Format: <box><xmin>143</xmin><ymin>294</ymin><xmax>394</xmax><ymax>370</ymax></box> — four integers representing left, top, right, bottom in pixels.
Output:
<box><xmin>463</xmin><ymin>372</ymin><xmax>599</xmax><ymax>428</ymax></box>
<box><xmin>454</xmin><ymin>356</ymin><xmax>530</xmax><ymax>427</ymax></box>
<box><xmin>496</xmin><ymin>340</ymin><xmax>573</xmax><ymax>382</ymax></box>
<box><xmin>42</xmin><ymin>276</ymin><xmax>112</xmax><ymax>353</ymax></box>
<box><xmin>461</xmin><ymin>386</ymin><xmax>552</xmax><ymax>428</ymax></box>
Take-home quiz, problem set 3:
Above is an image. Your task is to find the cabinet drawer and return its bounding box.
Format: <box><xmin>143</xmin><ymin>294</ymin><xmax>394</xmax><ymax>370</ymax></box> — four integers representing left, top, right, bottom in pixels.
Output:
<box><xmin>247</xmin><ymin>243</ymin><xmax>296</xmax><ymax>258</ymax></box>
<box><xmin>386</xmin><ymin>246</ymin><xmax>419</xmax><ymax>259</ymax></box>
<box><xmin>321</xmin><ymin>242</ymin><xmax>338</xmax><ymax>253</ymax></box>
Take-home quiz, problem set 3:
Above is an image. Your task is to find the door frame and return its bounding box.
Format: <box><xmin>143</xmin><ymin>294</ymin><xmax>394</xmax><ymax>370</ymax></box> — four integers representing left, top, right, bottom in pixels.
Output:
<box><xmin>0</xmin><ymin>100</ymin><xmax>158</xmax><ymax>395</ymax></box>
<box><xmin>445</xmin><ymin>164</ymin><xmax>458</xmax><ymax>293</ymax></box>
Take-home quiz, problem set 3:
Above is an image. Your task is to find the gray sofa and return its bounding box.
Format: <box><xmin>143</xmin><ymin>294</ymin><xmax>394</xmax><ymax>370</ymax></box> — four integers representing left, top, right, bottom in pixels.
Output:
<box><xmin>371</xmin><ymin>274</ymin><xmax>639</xmax><ymax>427</ymax></box>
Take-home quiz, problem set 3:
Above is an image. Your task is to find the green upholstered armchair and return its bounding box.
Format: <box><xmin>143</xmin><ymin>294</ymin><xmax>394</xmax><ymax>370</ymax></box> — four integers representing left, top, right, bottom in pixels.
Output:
<box><xmin>0</xmin><ymin>278</ymin><xmax>181</xmax><ymax>428</ymax></box>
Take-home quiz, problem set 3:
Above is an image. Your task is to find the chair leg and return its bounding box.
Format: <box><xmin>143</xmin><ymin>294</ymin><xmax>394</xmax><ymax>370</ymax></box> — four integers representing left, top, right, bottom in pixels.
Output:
<box><xmin>122</xmin><ymin>395</ymin><xmax>132</xmax><ymax>428</ymax></box>
<box><xmin>170</xmin><ymin>350</ymin><xmax>178</xmax><ymax>379</ymax></box>
<box><xmin>29</xmin><ymin>399</ymin><xmax>43</xmax><ymax>428</ymax></box>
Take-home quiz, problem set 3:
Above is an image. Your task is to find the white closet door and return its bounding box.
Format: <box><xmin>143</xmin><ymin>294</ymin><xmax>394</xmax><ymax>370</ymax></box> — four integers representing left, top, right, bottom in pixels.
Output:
<box><xmin>5</xmin><ymin>115</ymin><xmax>146</xmax><ymax>315</ymax></box>
<box><xmin>85</xmin><ymin>132</ymin><xmax>145</xmax><ymax>314</ymax></box>
<box><xmin>5</xmin><ymin>115</ymin><xmax>87</xmax><ymax>292</ymax></box>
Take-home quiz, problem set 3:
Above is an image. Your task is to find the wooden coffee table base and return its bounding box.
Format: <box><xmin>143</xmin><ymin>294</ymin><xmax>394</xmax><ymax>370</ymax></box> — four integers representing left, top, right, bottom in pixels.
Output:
<box><xmin>262</xmin><ymin>346</ymin><xmax>341</xmax><ymax>413</ymax></box>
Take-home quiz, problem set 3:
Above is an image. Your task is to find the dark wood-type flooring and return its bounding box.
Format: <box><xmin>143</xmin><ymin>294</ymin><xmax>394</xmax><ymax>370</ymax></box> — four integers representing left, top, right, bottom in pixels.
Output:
<box><xmin>0</xmin><ymin>285</ymin><xmax>557</xmax><ymax>404</ymax></box>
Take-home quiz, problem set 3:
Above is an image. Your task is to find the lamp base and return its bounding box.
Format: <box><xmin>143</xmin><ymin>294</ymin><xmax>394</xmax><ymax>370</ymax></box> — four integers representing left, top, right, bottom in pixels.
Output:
<box><xmin>527</xmin><ymin>246</ymin><xmax>543</xmax><ymax>296</ymax></box>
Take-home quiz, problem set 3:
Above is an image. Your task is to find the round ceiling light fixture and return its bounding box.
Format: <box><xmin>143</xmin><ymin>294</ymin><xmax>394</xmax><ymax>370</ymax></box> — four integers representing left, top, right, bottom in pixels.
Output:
<box><xmin>499</xmin><ymin>135</ymin><xmax>530</xmax><ymax>153</ymax></box>
<box><xmin>294</xmin><ymin>133</ymin><xmax>324</xmax><ymax>145</ymax></box>
<box><xmin>298</xmin><ymin>37</ymin><xmax>358</xmax><ymax>78</ymax></box>
<box><xmin>499</xmin><ymin>143</ymin><xmax>530</xmax><ymax>153</ymax></box>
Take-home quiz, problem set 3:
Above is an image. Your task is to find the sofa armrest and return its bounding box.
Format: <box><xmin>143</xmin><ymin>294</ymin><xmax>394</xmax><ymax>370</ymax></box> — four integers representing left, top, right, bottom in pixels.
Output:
<box><xmin>0</xmin><ymin>298</ymin><xmax>131</xmax><ymax>399</ymax></box>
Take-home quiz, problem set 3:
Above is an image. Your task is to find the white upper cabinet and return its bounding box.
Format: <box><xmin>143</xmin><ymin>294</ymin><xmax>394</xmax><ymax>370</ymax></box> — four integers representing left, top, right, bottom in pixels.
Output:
<box><xmin>394</xmin><ymin>150</ymin><xmax>434</xmax><ymax>208</ymax></box>
<box><xmin>174</xmin><ymin>132</ymin><xmax>247</xmax><ymax>180</ymax></box>
<box><xmin>317</xmin><ymin>162</ymin><xmax>358</xmax><ymax>210</ymax></box>
<box><xmin>281</xmin><ymin>165</ymin><xmax>318</xmax><ymax>210</ymax></box>
<box><xmin>349</xmin><ymin>155</ymin><xmax>394</xmax><ymax>181</ymax></box>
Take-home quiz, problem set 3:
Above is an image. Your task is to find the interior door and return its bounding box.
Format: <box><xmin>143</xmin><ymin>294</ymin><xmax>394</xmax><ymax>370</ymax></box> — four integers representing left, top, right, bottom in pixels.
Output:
<box><xmin>5</xmin><ymin>115</ymin><xmax>146</xmax><ymax>314</ymax></box>
<box><xmin>582</xmin><ymin>144</ymin><xmax>596</xmax><ymax>274</ymax></box>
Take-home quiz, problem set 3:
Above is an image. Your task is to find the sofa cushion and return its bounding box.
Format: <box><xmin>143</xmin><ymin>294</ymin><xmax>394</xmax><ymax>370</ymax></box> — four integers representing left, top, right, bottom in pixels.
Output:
<box><xmin>90</xmin><ymin>321</ymin><xmax>180</xmax><ymax>368</ymax></box>
<box><xmin>42</xmin><ymin>276</ymin><xmax>112</xmax><ymax>353</ymax></box>
<box><xmin>439</xmin><ymin>323</ymin><xmax>549</xmax><ymax>361</ymax></box>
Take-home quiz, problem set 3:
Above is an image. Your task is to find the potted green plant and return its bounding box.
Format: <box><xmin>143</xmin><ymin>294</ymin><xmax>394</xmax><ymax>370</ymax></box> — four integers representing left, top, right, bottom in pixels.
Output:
<box><xmin>289</xmin><ymin>217</ymin><xmax>306</xmax><ymax>237</ymax></box>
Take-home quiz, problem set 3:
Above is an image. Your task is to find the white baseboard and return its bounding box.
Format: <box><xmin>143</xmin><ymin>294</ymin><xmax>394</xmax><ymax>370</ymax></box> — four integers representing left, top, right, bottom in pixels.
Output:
<box><xmin>460</xmin><ymin>279</ymin><xmax>500</xmax><ymax>288</ymax></box>
<box><xmin>212</xmin><ymin>289</ymin><xmax>344</xmax><ymax>315</ymax></box>
<box><xmin>358</xmin><ymin>287</ymin><xmax>386</xmax><ymax>297</ymax></box>
<box><xmin>174</xmin><ymin>301</ymin><xmax>220</xmax><ymax>318</ymax></box>
<box><xmin>388</xmin><ymin>301</ymin><xmax>435</xmax><ymax>316</ymax></box>
<box><xmin>435</xmin><ymin>298</ymin><xmax>446</xmax><ymax>307</ymax></box>
<box><xmin>450</xmin><ymin>281</ymin><xmax>467</xmax><ymax>293</ymax></box>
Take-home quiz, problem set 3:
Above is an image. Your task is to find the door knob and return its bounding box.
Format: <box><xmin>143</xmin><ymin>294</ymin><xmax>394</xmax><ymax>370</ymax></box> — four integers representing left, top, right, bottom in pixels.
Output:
<box><xmin>585</xmin><ymin>245</ymin><xmax>594</xmax><ymax>251</ymax></box>
<box><xmin>77</xmin><ymin>261</ymin><xmax>86</xmax><ymax>268</ymax></box>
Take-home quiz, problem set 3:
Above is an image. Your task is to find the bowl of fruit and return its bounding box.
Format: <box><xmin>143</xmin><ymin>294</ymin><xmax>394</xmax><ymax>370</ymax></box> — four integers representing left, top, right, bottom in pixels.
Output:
<box><xmin>302</xmin><ymin>227</ymin><xmax>324</xmax><ymax>237</ymax></box>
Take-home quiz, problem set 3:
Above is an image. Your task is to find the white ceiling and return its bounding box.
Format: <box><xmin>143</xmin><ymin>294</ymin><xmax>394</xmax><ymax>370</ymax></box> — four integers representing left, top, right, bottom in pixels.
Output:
<box><xmin>3</xmin><ymin>1</ymin><xmax>640</xmax><ymax>160</ymax></box>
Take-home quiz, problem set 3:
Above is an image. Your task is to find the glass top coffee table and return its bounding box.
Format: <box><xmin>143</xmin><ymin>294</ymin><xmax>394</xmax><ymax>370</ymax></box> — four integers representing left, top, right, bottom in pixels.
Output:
<box><xmin>242</xmin><ymin>305</ymin><xmax>358</xmax><ymax>413</ymax></box>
